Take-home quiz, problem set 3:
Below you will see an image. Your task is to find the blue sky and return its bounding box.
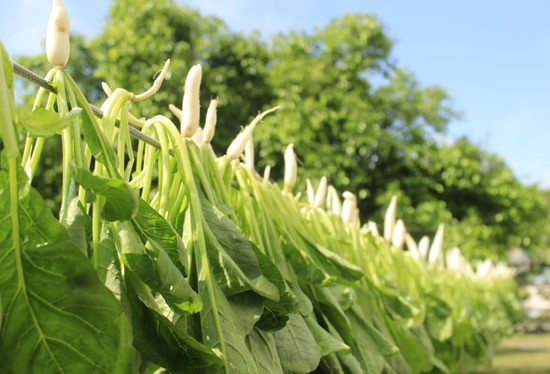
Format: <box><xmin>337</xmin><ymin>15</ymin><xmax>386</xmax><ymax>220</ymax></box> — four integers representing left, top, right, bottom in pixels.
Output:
<box><xmin>1</xmin><ymin>0</ymin><xmax>549</xmax><ymax>187</ymax></box>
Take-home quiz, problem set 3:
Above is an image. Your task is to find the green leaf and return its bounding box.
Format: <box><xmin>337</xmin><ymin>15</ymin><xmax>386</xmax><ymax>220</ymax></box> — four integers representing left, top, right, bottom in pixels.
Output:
<box><xmin>0</xmin><ymin>165</ymin><xmax>134</xmax><ymax>373</ymax></box>
<box><xmin>63</xmin><ymin>71</ymin><xmax>121</xmax><ymax>179</ymax></box>
<box><xmin>72</xmin><ymin>165</ymin><xmax>138</xmax><ymax>221</ymax></box>
<box><xmin>133</xmin><ymin>198</ymin><xmax>188</xmax><ymax>275</ymax></box>
<box><xmin>298</xmin><ymin>232</ymin><xmax>364</xmax><ymax>282</ymax></box>
<box><xmin>304</xmin><ymin>314</ymin><xmax>350</xmax><ymax>356</ymax></box>
<box><xmin>202</xmin><ymin>197</ymin><xmax>279</xmax><ymax>301</ymax></box>
<box><xmin>247</xmin><ymin>329</ymin><xmax>284</xmax><ymax>374</ymax></box>
<box><xmin>126</xmin><ymin>272</ymin><xmax>222</xmax><ymax>371</ymax></box>
<box><xmin>117</xmin><ymin>221</ymin><xmax>202</xmax><ymax>314</ymax></box>
<box><xmin>196</xmin><ymin>263</ymin><xmax>261</xmax><ymax>374</ymax></box>
<box><xmin>0</xmin><ymin>42</ymin><xmax>13</xmax><ymax>91</ymax></box>
<box><xmin>253</xmin><ymin>246</ymin><xmax>296</xmax><ymax>331</ymax></box>
<box><xmin>273</xmin><ymin>313</ymin><xmax>322</xmax><ymax>373</ymax></box>
<box><xmin>0</xmin><ymin>42</ymin><xmax>18</xmax><ymax>158</ymax></box>
<box><xmin>310</xmin><ymin>286</ymin><xmax>354</xmax><ymax>346</ymax></box>
<box><xmin>425</xmin><ymin>293</ymin><xmax>454</xmax><ymax>342</ymax></box>
<box><xmin>22</xmin><ymin>107</ymin><xmax>82</xmax><ymax>137</ymax></box>
<box><xmin>65</xmin><ymin>197</ymin><xmax>91</xmax><ymax>256</ymax></box>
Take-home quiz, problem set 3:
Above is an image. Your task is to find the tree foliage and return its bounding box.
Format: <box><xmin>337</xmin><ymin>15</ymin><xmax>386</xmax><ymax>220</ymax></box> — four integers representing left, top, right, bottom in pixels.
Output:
<box><xmin>16</xmin><ymin>0</ymin><xmax>550</xmax><ymax>260</ymax></box>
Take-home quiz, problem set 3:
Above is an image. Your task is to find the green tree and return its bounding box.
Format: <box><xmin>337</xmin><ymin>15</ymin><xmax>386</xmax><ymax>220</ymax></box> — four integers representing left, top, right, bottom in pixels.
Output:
<box><xmin>15</xmin><ymin>0</ymin><xmax>550</xmax><ymax>261</ymax></box>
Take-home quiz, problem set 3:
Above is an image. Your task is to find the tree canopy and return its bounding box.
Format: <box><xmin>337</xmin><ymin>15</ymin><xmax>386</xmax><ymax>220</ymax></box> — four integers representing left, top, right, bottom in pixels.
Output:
<box><xmin>17</xmin><ymin>0</ymin><xmax>550</xmax><ymax>261</ymax></box>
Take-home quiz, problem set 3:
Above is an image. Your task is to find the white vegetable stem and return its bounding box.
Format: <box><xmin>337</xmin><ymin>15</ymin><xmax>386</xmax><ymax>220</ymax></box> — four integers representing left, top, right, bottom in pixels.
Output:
<box><xmin>226</xmin><ymin>106</ymin><xmax>281</xmax><ymax>160</ymax></box>
<box><xmin>262</xmin><ymin>166</ymin><xmax>271</xmax><ymax>184</ymax></box>
<box><xmin>180</xmin><ymin>64</ymin><xmax>202</xmax><ymax>138</ymax></box>
<box><xmin>383</xmin><ymin>195</ymin><xmax>397</xmax><ymax>243</ymax></box>
<box><xmin>405</xmin><ymin>234</ymin><xmax>420</xmax><ymax>259</ymax></box>
<box><xmin>203</xmin><ymin>98</ymin><xmax>218</xmax><ymax>144</ymax></box>
<box><xmin>418</xmin><ymin>236</ymin><xmax>430</xmax><ymax>261</ymax></box>
<box><xmin>313</xmin><ymin>176</ymin><xmax>328</xmax><ymax>209</ymax></box>
<box><xmin>391</xmin><ymin>219</ymin><xmax>406</xmax><ymax>250</ymax></box>
<box><xmin>428</xmin><ymin>224</ymin><xmax>445</xmax><ymax>266</ymax></box>
<box><xmin>367</xmin><ymin>221</ymin><xmax>380</xmax><ymax>238</ymax></box>
<box><xmin>245</xmin><ymin>136</ymin><xmax>255</xmax><ymax>171</ymax></box>
<box><xmin>46</xmin><ymin>0</ymin><xmax>70</xmax><ymax>68</ymax></box>
<box><xmin>132</xmin><ymin>59</ymin><xmax>171</xmax><ymax>102</ymax></box>
<box><xmin>328</xmin><ymin>186</ymin><xmax>342</xmax><ymax>216</ymax></box>
<box><xmin>283</xmin><ymin>143</ymin><xmax>297</xmax><ymax>193</ymax></box>
<box><xmin>341</xmin><ymin>191</ymin><xmax>357</xmax><ymax>225</ymax></box>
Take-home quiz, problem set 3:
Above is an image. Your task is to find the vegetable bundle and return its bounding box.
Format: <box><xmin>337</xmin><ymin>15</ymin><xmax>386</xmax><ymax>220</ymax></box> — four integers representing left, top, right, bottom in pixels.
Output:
<box><xmin>0</xmin><ymin>3</ymin><xmax>522</xmax><ymax>373</ymax></box>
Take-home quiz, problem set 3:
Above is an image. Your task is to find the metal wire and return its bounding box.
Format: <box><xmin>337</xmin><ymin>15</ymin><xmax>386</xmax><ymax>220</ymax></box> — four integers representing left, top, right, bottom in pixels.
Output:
<box><xmin>12</xmin><ymin>61</ymin><xmax>164</xmax><ymax>150</ymax></box>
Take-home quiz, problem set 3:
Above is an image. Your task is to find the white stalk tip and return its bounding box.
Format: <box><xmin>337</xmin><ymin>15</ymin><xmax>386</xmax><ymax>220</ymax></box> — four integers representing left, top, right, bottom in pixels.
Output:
<box><xmin>329</xmin><ymin>187</ymin><xmax>342</xmax><ymax>216</ymax></box>
<box><xmin>313</xmin><ymin>176</ymin><xmax>328</xmax><ymax>209</ymax></box>
<box><xmin>341</xmin><ymin>191</ymin><xmax>357</xmax><ymax>225</ymax></box>
<box><xmin>283</xmin><ymin>143</ymin><xmax>297</xmax><ymax>193</ymax></box>
<box><xmin>383</xmin><ymin>195</ymin><xmax>397</xmax><ymax>243</ymax></box>
<box><xmin>418</xmin><ymin>236</ymin><xmax>430</xmax><ymax>261</ymax></box>
<box><xmin>367</xmin><ymin>221</ymin><xmax>381</xmax><ymax>238</ymax></box>
<box><xmin>263</xmin><ymin>165</ymin><xmax>271</xmax><ymax>184</ymax></box>
<box><xmin>203</xmin><ymin>98</ymin><xmax>218</xmax><ymax>144</ymax></box>
<box><xmin>226</xmin><ymin>106</ymin><xmax>281</xmax><ymax>160</ymax></box>
<box><xmin>245</xmin><ymin>136</ymin><xmax>255</xmax><ymax>171</ymax></box>
<box><xmin>181</xmin><ymin>64</ymin><xmax>202</xmax><ymax>138</ymax></box>
<box><xmin>46</xmin><ymin>0</ymin><xmax>70</xmax><ymax>68</ymax></box>
<box><xmin>405</xmin><ymin>234</ymin><xmax>419</xmax><ymax>259</ymax></box>
<box><xmin>392</xmin><ymin>219</ymin><xmax>406</xmax><ymax>250</ymax></box>
<box><xmin>428</xmin><ymin>224</ymin><xmax>445</xmax><ymax>266</ymax></box>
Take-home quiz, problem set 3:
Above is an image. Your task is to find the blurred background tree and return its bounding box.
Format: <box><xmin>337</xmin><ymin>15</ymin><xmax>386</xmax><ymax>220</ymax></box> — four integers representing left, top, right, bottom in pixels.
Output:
<box><xmin>16</xmin><ymin>0</ymin><xmax>550</xmax><ymax>261</ymax></box>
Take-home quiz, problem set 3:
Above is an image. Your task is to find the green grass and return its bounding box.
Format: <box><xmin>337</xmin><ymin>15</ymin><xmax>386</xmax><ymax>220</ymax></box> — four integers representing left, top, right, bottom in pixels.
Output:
<box><xmin>476</xmin><ymin>334</ymin><xmax>550</xmax><ymax>373</ymax></box>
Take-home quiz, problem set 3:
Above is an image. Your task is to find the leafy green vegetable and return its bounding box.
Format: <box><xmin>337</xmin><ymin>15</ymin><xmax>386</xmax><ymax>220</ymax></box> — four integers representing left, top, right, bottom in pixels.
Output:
<box><xmin>273</xmin><ymin>313</ymin><xmax>322</xmax><ymax>373</ymax></box>
<box><xmin>22</xmin><ymin>107</ymin><xmax>82</xmax><ymax>137</ymax></box>
<box><xmin>72</xmin><ymin>164</ymin><xmax>138</xmax><ymax>221</ymax></box>
<box><xmin>0</xmin><ymin>162</ymin><xmax>134</xmax><ymax>373</ymax></box>
<box><xmin>116</xmin><ymin>221</ymin><xmax>202</xmax><ymax>314</ymax></box>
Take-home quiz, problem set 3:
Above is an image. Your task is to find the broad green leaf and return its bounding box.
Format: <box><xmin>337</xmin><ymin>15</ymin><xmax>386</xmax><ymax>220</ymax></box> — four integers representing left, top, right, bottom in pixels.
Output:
<box><xmin>133</xmin><ymin>198</ymin><xmax>188</xmax><ymax>275</ymax></box>
<box><xmin>281</xmin><ymin>235</ymin><xmax>334</xmax><ymax>285</ymax></box>
<box><xmin>22</xmin><ymin>107</ymin><xmax>82</xmax><ymax>137</ymax></box>
<box><xmin>253</xmin><ymin>246</ymin><xmax>296</xmax><ymax>331</ymax></box>
<box><xmin>126</xmin><ymin>273</ymin><xmax>222</xmax><ymax>371</ymax></box>
<box><xmin>247</xmin><ymin>329</ymin><xmax>284</xmax><ymax>374</ymax></box>
<box><xmin>310</xmin><ymin>286</ymin><xmax>354</xmax><ymax>346</ymax></box>
<box><xmin>319</xmin><ymin>353</ymin><xmax>345</xmax><ymax>374</ymax></box>
<box><xmin>0</xmin><ymin>43</ymin><xmax>18</xmax><ymax>158</ymax></box>
<box><xmin>298</xmin><ymin>232</ymin><xmax>364</xmax><ymax>281</ymax></box>
<box><xmin>116</xmin><ymin>221</ymin><xmax>202</xmax><ymax>314</ymax></box>
<box><xmin>72</xmin><ymin>165</ymin><xmax>138</xmax><ymax>221</ymax></box>
<box><xmin>304</xmin><ymin>314</ymin><xmax>350</xmax><ymax>356</ymax></box>
<box><xmin>202</xmin><ymin>197</ymin><xmax>279</xmax><ymax>301</ymax></box>
<box><xmin>384</xmin><ymin>315</ymin><xmax>433</xmax><ymax>373</ymax></box>
<box><xmin>425</xmin><ymin>294</ymin><xmax>454</xmax><ymax>342</ymax></box>
<box><xmin>65</xmin><ymin>197</ymin><xmax>91</xmax><ymax>256</ymax></box>
<box><xmin>0</xmin><ymin>42</ymin><xmax>13</xmax><ymax>91</ymax></box>
<box><xmin>0</xmin><ymin>164</ymin><xmax>135</xmax><ymax>373</ymax></box>
<box><xmin>63</xmin><ymin>71</ymin><xmax>121</xmax><ymax>178</ymax></box>
<box><xmin>196</xmin><ymin>256</ymin><xmax>261</xmax><ymax>374</ymax></box>
<box><xmin>273</xmin><ymin>313</ymin><xmax>321</xmax><ymax>373</ymax></box>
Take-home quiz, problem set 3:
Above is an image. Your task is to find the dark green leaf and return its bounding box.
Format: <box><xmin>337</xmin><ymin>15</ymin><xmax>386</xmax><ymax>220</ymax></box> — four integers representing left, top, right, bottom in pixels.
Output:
<box><xmin>117</xmin><ymin>221</ymin><xmax>202</xmax><ymax>314</ymax></box>
<box><xmin>72</xmin><ymin>165</ymin><xmax>138</xmax><ymax>221</ymax></box>
<box><xmin>247</xmin><ymin>329</ymin><xmax>284</xmax><ymax>374</ymax></box>
<box><xmin>22</xmin><ymin>107</ymin><xmax>81</xmax><ymax>137</ymax></box>
<box><xmin>304</xmin><ymin>314</ymin><xmax>350</xmax><ymax>356</ymax></box>
<box><xmin>0</xmin><ymin>165</ymin><xmax>135</xmax><ymax>373</ymax></box>
<box><xmin>126</xmin><ymin>273</ymin><xmax>222</xmax><ymax>371</ymax></box>
<box><xmin>133</xmin><ymin>198</ymin><xmax>188</xmax><ymax>275</ymax></box>
<box><xmin>202</xmin><ymin>198</ymin><xmax>279</xmax><ymax>301</ymax></box>
<box><xmin>273</xmin><ymin>313</ymin><xmax>321</xmax><ymax>373</ymax></box>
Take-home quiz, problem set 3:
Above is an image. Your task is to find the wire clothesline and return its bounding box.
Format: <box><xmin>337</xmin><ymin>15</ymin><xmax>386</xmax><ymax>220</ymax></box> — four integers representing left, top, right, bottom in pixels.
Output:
<box><xmin>12</xmin><ymin>61</ymin><xmax>163</xmax><ymax>150</ymax></box>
